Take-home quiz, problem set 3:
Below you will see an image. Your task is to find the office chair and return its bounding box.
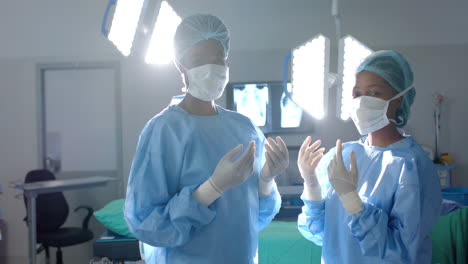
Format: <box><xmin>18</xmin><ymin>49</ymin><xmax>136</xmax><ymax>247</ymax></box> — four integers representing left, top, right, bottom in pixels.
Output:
<box><xmin>23</xmin><ymin>169</ymin><xmax>94</xmax><ymax>264</ymax></box>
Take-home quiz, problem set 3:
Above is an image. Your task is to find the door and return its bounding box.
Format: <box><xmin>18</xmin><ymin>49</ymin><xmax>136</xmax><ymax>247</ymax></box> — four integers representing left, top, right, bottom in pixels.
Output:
<box><xmin>39</xmin><ymin>63</ymin><xmax>122</xmax><ymax>184</ymax></box>
<box><xmin>37</xmin><ymin>62</ymin><xmax>123</xmax><ymax>261</ymax></box>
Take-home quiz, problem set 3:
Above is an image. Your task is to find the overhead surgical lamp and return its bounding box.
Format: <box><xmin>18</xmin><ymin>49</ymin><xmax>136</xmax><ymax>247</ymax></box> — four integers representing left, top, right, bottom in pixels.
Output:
<box><xmin>101</xmin><ymin>0</ymin><xmax>146</xmax><ymax>56</ymax></box>
<box><xmin>145</xmin><ymin>1</ymin><xmax>181</xmax><ymax>65</ymax></box>
<box><xmin>337</xmin><ymin>35</ymin><xmax>373</xmax><ymax>121</ymax></box>
<box><xmin>102</xmin><ymin>0</ymin><xmax>181</xmax><ymax>65</ymax></box>
<box><xmin>284</xmin><ymin>34</ymin><xmax>330</xmax><ymax>120</ymax></box>
<box><xmin>283</xmin><ymin>0</ymin><xmax>374</xmax><ymax>121</ymax></box>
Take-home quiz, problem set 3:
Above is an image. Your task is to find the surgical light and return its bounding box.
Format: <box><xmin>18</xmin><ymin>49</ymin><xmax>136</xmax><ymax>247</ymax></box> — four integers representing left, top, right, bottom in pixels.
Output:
<box><xmin>338</xmin><ymin>35</ymin><xmax>373</xmax><ymax>120</ymax></box>
<box><xmin>104</xmin><ymin>0</ymin><xmax>146</xmax><ymax>56</ymax></box>
<box><xmin>145</xmin><ymin>1</ymin><xmax>181</xmax><ymax>64</ymax></box>
<box><xmin>291</xmin><ymin>34</ymin><xmax>330</xmax><ymax>120</ymax></box>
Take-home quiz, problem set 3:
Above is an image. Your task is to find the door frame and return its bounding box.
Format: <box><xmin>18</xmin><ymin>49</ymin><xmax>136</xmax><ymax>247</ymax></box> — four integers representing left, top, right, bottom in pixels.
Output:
<box><xmin>36</xmin><ymin>61</ymin><xmax>124</xmax><ymax>195</ymax></box>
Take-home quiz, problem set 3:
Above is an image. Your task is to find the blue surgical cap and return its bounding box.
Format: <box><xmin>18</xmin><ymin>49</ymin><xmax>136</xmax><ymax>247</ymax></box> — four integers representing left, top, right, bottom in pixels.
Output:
<box><xmin>173</xmin><ymin>14</ymin><xmax>230</xmax><ymax>67</ymax></box>
<box><xmin>357</xmin><ymin>50</ymin><xmax>416</xmax><ymax>128</ymax></box>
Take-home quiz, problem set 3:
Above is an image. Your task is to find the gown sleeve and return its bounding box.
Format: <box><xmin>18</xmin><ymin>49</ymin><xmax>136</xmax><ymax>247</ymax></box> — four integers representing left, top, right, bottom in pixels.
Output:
<box><xmin>297</xmin><ymin>149</ymin><xmax>335</xmax><ymax>246</ymax></box>
<box><xmin>258</xmin><ymin>182</ymin><xmax>281</xmax><ymax>230</ymax></box>
<box><xmin>256</xmin><ymin>129</ymin><xmax>282</xmax><ymax>230</ymax></box>
<box><xmin>124</xmin><ymin>119</ymin><xmax>216</xmax><ymax>247</ymax></box>
<box><xmin>347</xmin><ymin>158</ymin><xmax>442</xmax><ymax>262</ymax></box>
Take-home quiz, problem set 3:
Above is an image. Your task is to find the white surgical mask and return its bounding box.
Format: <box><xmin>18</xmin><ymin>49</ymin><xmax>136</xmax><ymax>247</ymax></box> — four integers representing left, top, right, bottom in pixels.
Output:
<box><xmin>350</xmin><ymin>85</ymin><xmax>413</xmax><ymax>135</ymax></box>
<box><xmin>185</xmin><ymin>64</ymin><xmax>229</xmax><ymax>101</ymax></box>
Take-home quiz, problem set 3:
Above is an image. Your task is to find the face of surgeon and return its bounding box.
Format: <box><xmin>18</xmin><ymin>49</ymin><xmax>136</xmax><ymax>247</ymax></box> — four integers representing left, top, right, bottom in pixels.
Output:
<box><xmin>180</xmin><ymin>39</ymin><xmax>226</xmax><ymax>71</ymax></box>
<box><xmin>353</xmin><ymin>71</ymin><xmax>402</xmax><ymax>120</ymax></box>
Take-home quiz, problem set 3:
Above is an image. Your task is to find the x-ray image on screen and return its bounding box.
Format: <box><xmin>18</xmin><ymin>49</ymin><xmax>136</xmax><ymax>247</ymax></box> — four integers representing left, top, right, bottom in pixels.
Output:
<box><xmin>233</xmin><ymin>84</ymin><xmax>269</xmax><ymax>127</ymax></box>
<box><xmin>280</xmin><ymin>84</ymin><xmax>303</xmax><ymax>128</ymax></box>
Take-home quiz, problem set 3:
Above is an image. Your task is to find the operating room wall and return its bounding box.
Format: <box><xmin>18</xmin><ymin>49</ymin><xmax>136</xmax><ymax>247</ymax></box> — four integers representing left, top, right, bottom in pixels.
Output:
<box><xmin>1</xmin><ymin>44</ymin><xmax>467</xmax><ymax>263</ymax></box>
<box><xmin>225</xmin><ymin>45</ymin><xmax>468</xmax><ymax>187</ymax></box>
<box><xmin>0</xmin><ymin>55</ymin><xmax>198</xmax><ymax>264</ymax></box>
<box><xmin>120</xmin><ymin>44</ymin><xmax>468</xmax><ymax>188</ymax></box>
<box><xmin>0</xmin><ymin>59</ymin><xmax>38</xmax><ymax>264</ymax></box>
<box><xmin>396</xmin><ymin>45</ymin><xmax>468</xmax><ymax>186</ymax></box>
<box><xmin>0</xmin><ymin>57</ymin><xmax>124</xmax><ymax>264</ymax></box>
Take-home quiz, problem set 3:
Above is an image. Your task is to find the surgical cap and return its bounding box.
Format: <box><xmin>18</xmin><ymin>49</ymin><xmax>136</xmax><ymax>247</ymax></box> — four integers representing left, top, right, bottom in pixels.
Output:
<box><xmin>173</xmin><ymin>14</ymin><xmax>230</xmax><ymax>66</ymax></box>
<box><xmin>357</xmin><ymin>50</ymin><xmax>416</xmax><ymax>128</ymax></box>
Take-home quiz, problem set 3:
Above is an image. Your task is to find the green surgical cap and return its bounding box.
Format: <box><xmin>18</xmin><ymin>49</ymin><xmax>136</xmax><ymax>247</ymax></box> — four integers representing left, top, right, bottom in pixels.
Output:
<box><xmin>357</xmin><ymin>50</ymin><xmax>416</xmax><ymax>127</ymax></box>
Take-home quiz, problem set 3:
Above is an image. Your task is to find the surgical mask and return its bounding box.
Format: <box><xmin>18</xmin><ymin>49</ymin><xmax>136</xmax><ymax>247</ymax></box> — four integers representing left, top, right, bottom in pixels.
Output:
<box><xmin>350</xmin><ymin>86</ymin><xmax>414</xmax><ymax>135</ymax></box>
<box><xmin>185</xmin><ymin>64</ymin><xmax>229</xmax><ymax>101</ymax></box>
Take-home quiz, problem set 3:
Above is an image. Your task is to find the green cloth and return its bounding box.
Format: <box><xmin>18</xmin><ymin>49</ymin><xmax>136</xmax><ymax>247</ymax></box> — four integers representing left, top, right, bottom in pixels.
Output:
<box><xmin>259</xmin><ymin>209</ymin><xmax>468</xmax><ymax>264</ymax></box>
<box><xmin>93</xmin><ymin>199</ymin><xmax>468</xmax><ymax>264</ymax></box>
<box><xmin>93</xmin><ymin>199</ymin><xmax>135</xmax><ymax>238</ymax></box>
<box><xmin>259</xmin><ymin>221</ymin><xmax>321</xmax><ymax>264</ymax></box>
<box><xmin>430</xmin><ymin>208</ymin><xmax>468</xmax><ymax>264</ymax></box>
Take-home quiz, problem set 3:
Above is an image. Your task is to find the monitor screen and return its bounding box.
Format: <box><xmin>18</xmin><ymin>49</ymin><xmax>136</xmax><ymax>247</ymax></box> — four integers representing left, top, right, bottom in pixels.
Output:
<box><xmin>280</xmin><ymin>83</ymin><xmax>303</xmax><ymax>128</ymax></box>
<box><xmin>226</xmin><ymin>81</ymin><xmax>314</xmax><ymax>134</ymax></box>
<box><xmin>232</xmin><ymin>83</ymin><xmax>269</xmax><ymax>127</ymax></box>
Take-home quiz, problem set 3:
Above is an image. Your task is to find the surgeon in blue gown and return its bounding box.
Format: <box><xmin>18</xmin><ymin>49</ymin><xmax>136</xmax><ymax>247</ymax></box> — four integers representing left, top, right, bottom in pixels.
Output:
<box><xmin>124</xmin><ymin>14</ymin><xmax>287</xmax><ymax>264</ymax></box>
<box><xmin>297</xmin><ymin>50</ymin><xmax>442</xmax><ymax>263</ymax></box>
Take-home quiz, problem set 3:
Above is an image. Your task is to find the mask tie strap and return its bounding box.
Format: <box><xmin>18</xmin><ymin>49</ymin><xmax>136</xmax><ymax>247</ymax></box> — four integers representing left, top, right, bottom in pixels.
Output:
<box><xmin>389</xmin><ymin>85</ymin><xmax>414</xmax><ymax>101</ymax></box>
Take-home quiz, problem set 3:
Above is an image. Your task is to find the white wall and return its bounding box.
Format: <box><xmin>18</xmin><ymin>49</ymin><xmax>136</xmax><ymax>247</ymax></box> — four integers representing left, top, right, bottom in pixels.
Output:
<box><xmin>1</xmin><ymin>42</ymin><xmax>468</xmax><ymax>264</ymax></box>
<box><xmin>121</xmin><ymin>43</ymin><xmax>468</xmax><ymax>189</ymax></box>
<box><xmin>1</xmin><ymin>1</ymin><xmax>468</xmax><ymax>263</ymax></box>
<box><xmin>226</xmin><ymin>45</ymin><xmax>468</xmax><ymax>187</ymax></box>
<box><xmin>0</xmin><ymin>59</ymin><xmax>38</xmax><ymax>264</ymax></box>
<box><xmin>0</xmin><ymin>57</ymin><xmax>121</xmax><ymax>264</ymax></box>
<box><xmin>399</xmin><ymin>45</ymin><xmax>468</xmax><ymax>186</ymax></box>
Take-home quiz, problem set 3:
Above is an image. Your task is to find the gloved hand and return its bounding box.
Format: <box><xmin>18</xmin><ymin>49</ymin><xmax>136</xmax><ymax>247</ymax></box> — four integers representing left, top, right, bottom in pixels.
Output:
<box><xmin>259</xmin><ymin>137</ymin><xmax>289</xmax><ymax>196</ymax></box>
<box><xmin>328</xmin><ymin>139</ymin><xmax>362</xmax><ymax>215</ymax></box>
<box><xmin>298</xmin><ymin>136</ymin><xmax>325</xmax><ymax>201</ymax></box>
<box><xmin>193</xmin><ymin>141</ymin><xmax>256</xmax><ymax>206</ymax></box>
<box><xmin>211</xmin><ymin>141</ymin><xmax>256</xmax><ymax>192</ymax></box>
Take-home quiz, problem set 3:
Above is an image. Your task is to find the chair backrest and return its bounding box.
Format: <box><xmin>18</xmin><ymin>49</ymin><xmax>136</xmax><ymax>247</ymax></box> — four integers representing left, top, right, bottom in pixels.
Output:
<box><xmin>24</xmin><ymin>169</ymin><xmax>69</xmax><ymax>232</ymax></box>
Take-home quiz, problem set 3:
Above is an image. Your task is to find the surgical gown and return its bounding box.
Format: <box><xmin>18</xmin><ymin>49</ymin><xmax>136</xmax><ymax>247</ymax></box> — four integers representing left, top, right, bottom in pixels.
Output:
<box><xmin>125</xmin><ymin>104</ymin><xmax>281</xmax><ymax>264</ymax></box>
<box><xmin>298</xmin><ymin>136</ymin><xmax>441</xmax><ymax>264</ymax></box>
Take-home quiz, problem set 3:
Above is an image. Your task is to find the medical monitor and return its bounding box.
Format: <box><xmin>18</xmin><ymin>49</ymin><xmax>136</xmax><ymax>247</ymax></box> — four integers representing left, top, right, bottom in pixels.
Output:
<box><xmin>225</xmin><ymin>81</ymin><xmax>314</xmax><ymax>134</ymax></box>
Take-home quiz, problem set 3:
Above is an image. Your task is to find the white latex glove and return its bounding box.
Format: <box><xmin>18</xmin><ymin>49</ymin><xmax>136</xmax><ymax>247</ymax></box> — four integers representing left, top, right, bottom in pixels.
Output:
<box><xmin>298</xmin><ymin>136</ymin><xmax>325</xmax><ymax>201</ymax></box>
<box><xmin>327</xmin><ymin>139</ymin><xmax>362</xmax><ymax>215</ymax></box>
<box><xmin>193</xmin><ymin>141</ymin><xmax>256</xmax><ymax>206</ymax></box>
<box><xmin>259</xmin><ymin>137</ymin><xmax>289</xmax><ymax>196</ymax></box>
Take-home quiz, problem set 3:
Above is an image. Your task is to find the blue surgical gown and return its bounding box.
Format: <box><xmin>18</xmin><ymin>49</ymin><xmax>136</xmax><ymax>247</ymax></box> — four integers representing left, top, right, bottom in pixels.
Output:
<box><xmin>124</xmin><ymin>104</ymin><xmax>281</xmax><ymax>264</ymax></box>
<box><xmin>298</xmin><ymin>136</ymin><xmax>441</xmax><ymax>264</ymax></box>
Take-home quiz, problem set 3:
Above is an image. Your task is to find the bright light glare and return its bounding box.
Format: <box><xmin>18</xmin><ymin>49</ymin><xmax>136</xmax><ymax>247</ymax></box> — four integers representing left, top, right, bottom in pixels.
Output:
<box><xmin>233</xmin><ymin>84</ymin><xmax>269</xmax><ymax>127</ymax></box>
<box><xmin>339</xmin><ymin>36</ymin><xmax>373</xmax><ymax>120</ymax></box>
<box><xmin>108</xmin><ymin>0</ymin><xmax>145</xmax><ymax>56</ymax></box>
<box><xmin>291</xmin><ymin>35</ymin><xmax>329</xmax><ymax>120</ymax></box>
<box><xmin>145</xmin><ymin>1</ymin><xmax>181</xmax><ymax>64</ymax></box>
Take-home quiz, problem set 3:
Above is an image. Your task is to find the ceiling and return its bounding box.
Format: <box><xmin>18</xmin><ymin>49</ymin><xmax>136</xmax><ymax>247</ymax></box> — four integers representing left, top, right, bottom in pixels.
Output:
<box><xmin>0</xmin><ymin>0</ymin><xmax>467</xmax><ymax>57</ymax></box>
<box><xmin>170</xmin><ymin>0</ymin><xmax>468</xmax><ymax>49</ymax></box>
